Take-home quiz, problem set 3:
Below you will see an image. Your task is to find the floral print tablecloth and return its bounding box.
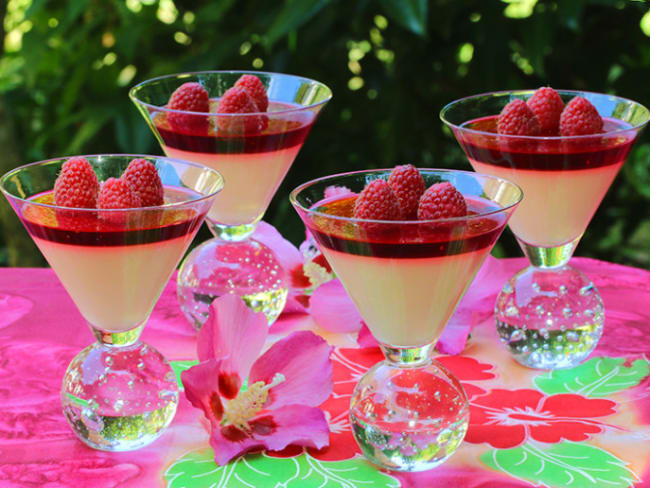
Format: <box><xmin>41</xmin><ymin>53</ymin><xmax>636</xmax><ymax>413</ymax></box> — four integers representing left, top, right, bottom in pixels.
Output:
<box><xmin>0</xmin><ymin>257</ymin><xmax>649</xmax><ymax>488</ymax></box>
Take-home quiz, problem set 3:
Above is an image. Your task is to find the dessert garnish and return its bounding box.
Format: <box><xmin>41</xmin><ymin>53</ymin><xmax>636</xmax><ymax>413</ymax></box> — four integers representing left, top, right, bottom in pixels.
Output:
<box><xmin>164</xmin><ymin>74</ymin><xmax>270</xmax><ymax>135</ymax></box>
<box><xmin>559</xmin><ymin>96</ymin><xmax>604</xmax><ymax>136</ymax></box>
<box><xmin>122</xmin><ymin>158</ymin><xmax>164</xmax><ymax>206</ymax></box>
<box><xmin>351</xmin><ymin>165</ymin><xmax>467</xmax><ymax>222</ymax></box>
<box><xmin>388</xmin><ymin>163</ymin><xmax>426</xmax><ymax>219</ymax></box>
<box><xmin>352</xmin><ymin>179</ymin><xmax>400</xmax><ymax>220</ymax></box>
<box><xmin>167</xmin><ymin>81</ymin><xmax>210</xmax><ymax>132</ymax></box>
<box><xmin>216</xmin><ymin>86</ymin><xmax>265</xmax><ymax>134</ymax></box>
<box><xmin>417</xmin><ymin>181</ymin><xmax>468</xmax><ymax>220</ymax></box>
<box><xmin>53</xmin><ymin>156</ymin><xmax>164</xmax><ymax>210</ymax></box>
<box><xmin>97</xmin><ymin>177</ymin><xmax>141</xmax><ymax>209</ymax></box>
<box><xmin>53</xmin><ymin>157</ymin><xmax>100</xmax><ymax>208</ymax></box>
<box><xmin>497</xmin><ymin>98</ymin><xmax>541</xmax><ymax>136</ymax></box>
<box><xmin>527</xmin><ymin>86</ymin><xmax>564</xmax><ymax>135</ymax></box>
<box><xmin>234</xmin><ymin>74</ymin><xmax>269</xmax><ymax>112</ymax></box>
<box><xmin>496</xmin><ymin>87</ymin><xmax>603</xmax><ymax>137</ymax></box>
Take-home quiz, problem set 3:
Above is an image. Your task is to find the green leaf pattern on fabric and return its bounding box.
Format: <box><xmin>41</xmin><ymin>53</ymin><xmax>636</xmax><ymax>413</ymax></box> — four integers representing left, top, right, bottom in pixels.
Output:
<box><xmin>165</xmin><ymin>450</ymin><xmax>400</xmax><ymax>488</ymax></box>
<box><xmin>481</xmin><ymin>441</ymin><xmax>638</xmax><ymax>488</ymax></box>
<box><xmin>170</xmin><ymin>360</ymin><xmax>198</xmax><ymax>391</ymax></box>
<box><xmin>534</xmin><ymin>357</ymin><xmax>650</xmax><ymax>397</ymax></box>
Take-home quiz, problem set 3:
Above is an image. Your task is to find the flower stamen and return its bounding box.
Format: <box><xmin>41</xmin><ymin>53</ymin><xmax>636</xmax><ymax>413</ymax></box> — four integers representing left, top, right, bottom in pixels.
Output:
<box><xmin>222</xmin><ymin>373</ymin><xmax>285</xmax><ymax>433</ymax></box>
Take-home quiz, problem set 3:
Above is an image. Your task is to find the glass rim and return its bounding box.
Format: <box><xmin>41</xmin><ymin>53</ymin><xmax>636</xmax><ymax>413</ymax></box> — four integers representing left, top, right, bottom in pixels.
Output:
<box><xmin>0</xmin><ymin>153</ymin><xmax>224</xmax><ymax>213</ymax></box>
<box><xmin>129</xmin><ymin>70</ymin><xmax>333</xmax><ymax>117</ymax></box>
<box><xmin>439</xmin><ymin>89</ymin><xmax>650</xmax><ymax>140</ymax></box>
<box><xmin>290</xmin><ymin>168</ymin><xmax>523</xmax><ymax>225</ymax></box>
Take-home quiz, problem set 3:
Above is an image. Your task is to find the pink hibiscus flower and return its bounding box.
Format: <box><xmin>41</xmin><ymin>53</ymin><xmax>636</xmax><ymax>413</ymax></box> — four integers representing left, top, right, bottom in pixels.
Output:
<box><xmin>466</xmin><ymin>388</ymin><xmax>617</xmax><ymax>449</ymax></box>
<box><xmin>181</xmin><ymin>294</ymin><xmax>334</xmax><ymax>465</ymax></box>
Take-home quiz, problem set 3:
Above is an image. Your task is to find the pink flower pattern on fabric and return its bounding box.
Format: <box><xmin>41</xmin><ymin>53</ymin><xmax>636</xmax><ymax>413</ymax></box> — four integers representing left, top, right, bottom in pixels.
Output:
<box><xmin>181</xmin><ymin>294</ymin><xmax>334</xmax><ymax>465</ymax></box>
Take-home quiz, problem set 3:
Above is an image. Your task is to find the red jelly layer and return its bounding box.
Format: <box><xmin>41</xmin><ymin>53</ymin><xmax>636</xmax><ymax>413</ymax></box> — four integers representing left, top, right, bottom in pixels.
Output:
<box><xmin>155</xmin><ymin>100</ymin><xmax>314</xmax><ymax>154</ymax></box>
<box><xmin>459</xmin><ymin>116</ymin><xmax>635</xmax><ymax>171</ymax></box>
<box><xmin>24</xmin><ymin>215</ymin><xmax>202</xmax><ymax>247</ymax></box>
<box><xmin>306</xmin><ymin>196</ymin><xmax>506</xmax><ymax>259</ymax></box>
<box><xmin>157</xmin><ymin>122</ymin><xmax>313</xmax><ymax>154</ymax></box>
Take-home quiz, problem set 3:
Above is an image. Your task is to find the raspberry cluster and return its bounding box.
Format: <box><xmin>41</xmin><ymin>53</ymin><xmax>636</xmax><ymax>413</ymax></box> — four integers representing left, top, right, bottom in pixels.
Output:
<box><xmin>352</xmin><ymin>164</ymin><xmax>466</xmax><ymax>222</ymax></box>
<box><xmin>497</xmin><ymin>87</ymin><xmax>603</xmax><ymax>137</ymax></box>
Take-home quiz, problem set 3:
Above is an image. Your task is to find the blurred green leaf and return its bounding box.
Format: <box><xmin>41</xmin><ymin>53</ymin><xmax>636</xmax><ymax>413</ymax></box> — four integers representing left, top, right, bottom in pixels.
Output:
<box><xmin>265</xmin><ymin>0</ymin><xmax>331</xmax><ymax>47</ymax></box>
<box><xmin>379</xmin><ymin>0</ymin><xmax>428</xmax><ymax>36</ymax></box>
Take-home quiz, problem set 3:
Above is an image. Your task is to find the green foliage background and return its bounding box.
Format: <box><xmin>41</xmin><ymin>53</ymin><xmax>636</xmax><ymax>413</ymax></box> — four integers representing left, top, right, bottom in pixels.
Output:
<box><xmin>1</xmin><ymin>0</ymin><xmax>649</xmax><ymax>268</ymax></box>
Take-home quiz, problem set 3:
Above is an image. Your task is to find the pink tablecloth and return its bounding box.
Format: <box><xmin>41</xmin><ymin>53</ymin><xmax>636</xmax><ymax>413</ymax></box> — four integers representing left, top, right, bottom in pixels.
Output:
<box><xmin>0</xmin><ymin>257</ymin><xmax>649</xmax><ymax>488</ymax></box>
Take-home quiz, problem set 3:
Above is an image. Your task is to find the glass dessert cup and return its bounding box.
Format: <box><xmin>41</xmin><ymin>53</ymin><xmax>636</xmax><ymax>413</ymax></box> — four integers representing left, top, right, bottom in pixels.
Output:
<box><xmin>441</xmin><ymin>90</ymin><xmax>649</xmax><ymax>369</ymax></box>
<box><xmin>130</xmin><ymin>71</ymin><xmax>332</xmax><ymax>328</ymax></box>
<box><xmin>0</xmin><ymin>155</ymin><xmax>223</xmax><ymax>451</ymax></box>
<box><xmin>290</xmin><ymin>169</ymin><xmax>522</xmax><ymax>471</ymax></box>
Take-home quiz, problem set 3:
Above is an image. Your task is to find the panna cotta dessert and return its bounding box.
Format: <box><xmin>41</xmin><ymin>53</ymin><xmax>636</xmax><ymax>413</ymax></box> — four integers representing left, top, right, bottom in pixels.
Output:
<box><xmin>310</xmin><ymin>195</ymin><xmax>506</xmax><ymax>346</ymax></box>
<box><xmin>290</xmin><ymin>167</ymin><xmax>521</xmax><ymax>472</ymax></box>
<box><xmin>1</xmin><ymin>154</ymin><xmax>223</xmax><ymax>452</ymax></box>
<box><xmin>292</xmin><ymin>165</ymin><xmax>521</xmax><ymax>348</ymax></box>
<box><xmin>444</xmin><ymin>87</ymin><xmax>637</xmax><ymax>248</ymax></box>
<box><xmin>24</xmin><ymin>190</ymin><xmax>204</xmax><ymax>332</ymax></box>
<box><xmin>148</xmin><ymin>76</ymin><xmax>315</xmax><ymax>226</ymax></box>
<box><xmin>20</xmin><ymin>157</ymin><xmax>209</xmax><ymax>333</ymax></box>
<box><xmin>157</xmin><ymin>103</ymin><xmax>312</xmax><ymax>226</ymax></box>
<box><xmin>129</xmin><ymin>71</ymin><xmax>332</xmax><ymax>329</ymax></box>
<box><xmin>441</xmin><ymin>87</ymin><xmax>649</xmax><ymax>370</ymax></box>
<box><xmin>460</xmin><ymin>116</ymin><xmax>634</xmax><ymax>247</ymax></box>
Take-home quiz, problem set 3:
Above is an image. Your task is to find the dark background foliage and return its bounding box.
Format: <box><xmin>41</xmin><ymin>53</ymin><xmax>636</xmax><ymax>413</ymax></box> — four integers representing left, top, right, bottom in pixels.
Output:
<box><xmin>1</xmin><ymin>0</ymin><xmax>649</xmax><ymax>268</ymax></box>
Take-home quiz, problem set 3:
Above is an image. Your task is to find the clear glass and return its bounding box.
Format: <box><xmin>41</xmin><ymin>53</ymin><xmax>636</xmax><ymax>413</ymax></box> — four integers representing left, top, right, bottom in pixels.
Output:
<box><xmin>0</xmin><ymin>155</ymin><xmax>223</xmax><ymax>451</ymax></box>
<box><xmin>130</xmin><ymin>71</ymin><xmax>332</xmax><ymax>328</ymax></box>
<box><xmin>290</xmin><ymin>168</ymin><xmax>522</xmax><ymax>471</ymax></box>
<box><xmin>441</xmin><ymin>90</ymin><xmax>649</xmax><ymax>369</ymax></box>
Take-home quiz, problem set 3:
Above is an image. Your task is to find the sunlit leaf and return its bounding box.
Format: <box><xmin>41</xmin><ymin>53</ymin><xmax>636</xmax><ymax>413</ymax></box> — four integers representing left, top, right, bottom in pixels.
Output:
<box><xmin>265</xmin><ymin>0</ymin><xmax>331</xmax><ymax>47</ymax></box>
<box><xmin>379</xmin><ymin>0</ymin><xmax>427</xmax><ymax>36</ymax></box>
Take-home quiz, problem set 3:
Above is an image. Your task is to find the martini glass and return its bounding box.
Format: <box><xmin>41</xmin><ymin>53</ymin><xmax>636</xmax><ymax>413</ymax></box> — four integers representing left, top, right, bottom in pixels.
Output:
<box><xmin>441</xmin><ymin>90</ymin><xmax>649</xmax><ymax>369</ymax></box>
<box><xmin>0</xmin><ymin>155</ymin><xmax>223</xmax><ymax>451</ymax></box>
<box><xmin>129</xmin><ymin>71</ymin><xmax>331</xmax><ymax>328</ymax></box>
<box><xmin>290</xmin><ymin>169</ymin><xmax>521</xmax><ymax>471</ymax></box>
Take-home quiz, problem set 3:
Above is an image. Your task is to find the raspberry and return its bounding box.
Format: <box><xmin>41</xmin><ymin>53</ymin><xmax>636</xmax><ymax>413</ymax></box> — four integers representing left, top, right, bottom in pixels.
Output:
<box><xmin>527</xmin><ymin>87</ymin><xmax>564</xmax><ymax>135</ymax></box>
<box><xmin>53</xmin><ymin>157</ymin><xmax>100</xmax><ymax>208</ymax></box>
<box><xmin>417</xmin><ymin>182</ymin><xmax>467</xmax><ymax>220</ymax></box>
<box><xmin>234</xmin><ymin>74</ymin><xmax>268</xmax><ymax>112</ymax></box>
<box><xmin>97</xmin><ymin>177</ymin><xmax>141</xmax><ymax>209</ymax></box>
<box><xmin>353</xmin><ymin>179</ymin><xmax>401</xmax><ymax>221</ymax></box>
<box><xmin>497</xmin><ymin>99</ymin><xmax>541</xmax><ymax>136</ymax></box>
<box><xmin>216</xmin><ymin>87</ymin><xmax>264</xmax><ymax>134</ymax></box>
<box><xmin>167</xmin><ymin>82</ymin><xmax>210</xmax><ymax>134</ymax></box>
<box><xmin>387</xmin><ymin>164</ymin><xmax>426</xmax><ymax>219</ymax></box>
<box><xmin>559</xmin><ymin>96</ymin><xmax>603</xmax><ymax>136</ymax></box>
<box><xmin>122</xmin><ymin>158</ymin><xmax>164</xmax><ymax>207</ymax></box>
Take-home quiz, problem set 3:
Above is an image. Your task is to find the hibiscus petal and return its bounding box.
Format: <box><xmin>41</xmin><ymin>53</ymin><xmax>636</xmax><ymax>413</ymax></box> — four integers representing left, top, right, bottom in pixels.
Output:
<box><xmin>253</xmin><ymin>221</ymin><xmax>306</xmax><ymax>289</ymax></box>
<box><xmin>208</xmin><ymin>406</ymin><xmax>330</xmax><ymax>465</ymax></box>
<box><xmin>356</xmin><ymin>323</ymin><xmax>378</xmax><ymax>348</ymax></box>
<box><xmin>256</xmin><ymin>405</ymin><xmax>330</xmax><ymax>452</ymax></box>
<box><xmin>249</xmin><ymin>330</ymin><xmax>333</xmax><ymax>409</ymax></box>
<box><xmin>209</xmin><ymin>428</ymin><xmax>265</xmax><ymax>466</ymax></box>
<box><xmin>181</xmin><ymin>359</ymin><xmax>226</xmax><ymax>428</ymax></box>
<box><xmin>311</xmin><ymin>279</ymin><xmax>363</xmax><ymax>333</ymax></box>
<box><xmin>198</xmin><ymin>294</ymin><xmax>268</xmax><ymax>379</ymax></box>
<box><xmin>441</xmin><ymin>256</ymin><xmax>508</xmax><ymax>353</ymax></box>
<box><xmin>436</xmin><ymin>321</ymin><xmax>471</xmax><ymax>355</ymax></box>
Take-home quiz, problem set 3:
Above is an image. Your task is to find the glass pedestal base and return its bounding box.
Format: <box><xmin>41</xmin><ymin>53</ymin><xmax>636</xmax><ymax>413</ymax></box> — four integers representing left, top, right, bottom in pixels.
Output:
<box><xmin>349</xmin><ymin>352</ymin><xmax>469</xmax><ymax>471</ymax></box>
<box><xmin>61</xmin><ymin>341</ymin><xmax>178</xmax><ymax>451</ymax></box>
<box><xmin>495</xmin><ymin>264</ymin><xmax>604</xmax><ymax>370</ymax></box>
<box><xmin>177</xmin><ymin>236</ymin><xmax>288</xmax><ymax>329</ymax></box>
